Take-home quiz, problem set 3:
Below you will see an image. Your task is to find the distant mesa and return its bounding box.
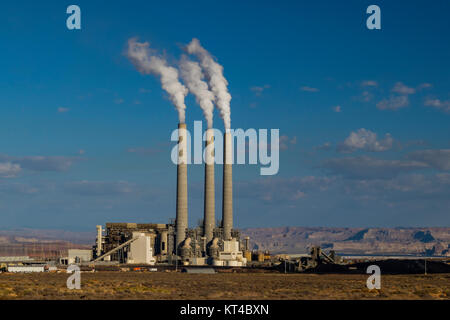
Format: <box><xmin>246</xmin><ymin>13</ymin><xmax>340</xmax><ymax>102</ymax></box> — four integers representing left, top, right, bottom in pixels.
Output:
<box><xmin>413</xmin><ymin>231</ymin><xmax>435</xmax><ymax>243</ymax></box>
<box><xmin>241</xmin><ymin>227</ymin><xmax>450</xmax><ymax>256</ymax></box>
<box><xmin>1</xmin><ymin>227</ymin><xmax>449</xmax><ymax>257</ymax></box>
<box><xmin>344</xmin><ymin>229</ymin><xmax>369</xmax><ymax>241</ymax></box>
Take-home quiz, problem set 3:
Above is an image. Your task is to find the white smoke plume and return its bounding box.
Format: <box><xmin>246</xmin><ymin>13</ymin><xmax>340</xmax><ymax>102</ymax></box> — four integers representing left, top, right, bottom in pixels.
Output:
<box><xmin>126</xmin><ymin>38</ymin><xmax>188</xmax><ymax>123</ymax></box>
<box><xmin>186</xmin><ymin>38</ymin><xmax>231</xmax><ymax>129</ymax></box>
<box><xmin>179</xmin><ymin>55</ymin><xmax>215</xmax><ymax>128</ymax></box>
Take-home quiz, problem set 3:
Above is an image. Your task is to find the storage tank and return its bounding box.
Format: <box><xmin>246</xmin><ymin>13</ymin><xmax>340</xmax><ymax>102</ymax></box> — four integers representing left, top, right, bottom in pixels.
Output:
<box><xmin>244</xmin><ymin>250</ymin><xmax>252</xmax><ymax>262</ymax></box>
<box><xmin>257</xmin><ymin>252</ymin><xmax>264</xmax><ymax>262</ymax></box>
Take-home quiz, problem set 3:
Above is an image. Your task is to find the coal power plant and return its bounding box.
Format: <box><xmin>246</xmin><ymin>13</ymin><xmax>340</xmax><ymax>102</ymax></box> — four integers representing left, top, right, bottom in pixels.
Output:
<box><xmin>91</xmin><ymin>38</ymin><xmax>248</xmax><ymax>267</ymax></box>
<box><xmin>92</xmin><ymin>124</ymin><xmax>246</xmax><ymax>267</ymax></box>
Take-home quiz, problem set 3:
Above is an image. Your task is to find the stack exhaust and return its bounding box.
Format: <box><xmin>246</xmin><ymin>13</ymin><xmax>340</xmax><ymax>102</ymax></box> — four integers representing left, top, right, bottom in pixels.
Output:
<box><xmin>203</xmin><ymin>128</ymin><xmax>215</xmax><ymax>243</ymax></box>
<box><xmin>222</xmin><ymin>130</ymin><xmax>233</xmax><ymax>240</ymax></box>
<box><xmin>176</xmin><ymin>123</ymin><xmax>188</xmax><ymax>248</ymax></box>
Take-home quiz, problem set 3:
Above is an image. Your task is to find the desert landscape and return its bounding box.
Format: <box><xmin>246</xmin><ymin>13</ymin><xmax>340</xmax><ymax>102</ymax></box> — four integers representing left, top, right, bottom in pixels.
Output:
<box><xmin>244</xmin><ymin>227</ymin><xmax>450</xmax><ymax>256</ymax></box>
<box><xmin>1</xmin><ymin>227</ymin><xmax>449</xmax><ymax>258</ymax></box>
<box><xmin>0</xmin><ymin>272</ymin><xmax>448</xmax><ymax>300</ymax></box>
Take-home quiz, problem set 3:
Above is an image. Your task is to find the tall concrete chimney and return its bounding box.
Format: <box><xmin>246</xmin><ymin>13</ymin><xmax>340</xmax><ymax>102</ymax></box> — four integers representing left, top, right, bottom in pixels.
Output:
<box><xmin>96</xmin><ymin>225</ymin><xmax>102</xmax><ymax>257</ymax></box>
<box><xmin>203</xmin><ymin>128</ymin><xmax>215</xmax><ymax>243</ymax></box>
<box><xmin>176</xmin><ymin>123</ymin><xmax>188</xmax><ymax>249</ymax></box>
<box><xmin>222</xmin><ymin>130</ymin><xmax>233</xmax><ymax>240</ymax></box>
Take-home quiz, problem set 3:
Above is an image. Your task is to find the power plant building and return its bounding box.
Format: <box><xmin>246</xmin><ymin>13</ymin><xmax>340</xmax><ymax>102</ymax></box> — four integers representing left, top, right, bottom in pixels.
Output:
<box><xmin>92</xmin><ymin>126</ymin><xmax>246</xmax><ymax>267</ymax></box>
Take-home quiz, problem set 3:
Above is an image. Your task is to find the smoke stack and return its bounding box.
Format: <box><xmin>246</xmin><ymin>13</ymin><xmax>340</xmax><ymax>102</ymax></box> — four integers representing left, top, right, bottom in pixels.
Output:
<box><xmin>176</xmin><ymin>123</ymin><xmax>188</xmax><ymax>249</ymax></box>
<box><xmin>222</xmin><ymin>131</ymin><xmax>233</xmax><ymax>240</ymax></box>
<box><xmin>203</xmin><ymin>129</ymin><xmax>215</xmax><ymax>242</ymax></box>
<box><xmin>96</xmin><ymin>225</ymin><xmax>102</xmax><ymax>257</ymax></box>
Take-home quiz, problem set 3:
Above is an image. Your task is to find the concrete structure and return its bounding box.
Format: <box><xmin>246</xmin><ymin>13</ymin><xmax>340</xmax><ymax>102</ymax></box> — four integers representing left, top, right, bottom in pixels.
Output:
<box><xmin>244</xmin><ymin>236</ymin><xmax>250</xmax><ymax>251</ymax></box>
<box><xmin>7</xmin><ymin>266</ymin><xmax>45</xmax><ymax>273</ymax></box>
<box><xmin>96</xmin><ymin>223</ymin><xmax>173</xmax><ymax>264</ymax></box>
<box><xmin>176</xmin><ymin>123</ymin><xmax>188</xmax><ymax>249</ymax></box>
<box><xmin>191</xmin><ymin>257</ymin><xmax>207</xmax><ymax>266</ymax></box>
<box><xmin>217</xmin><ymin>239</ymin><xmax>246</xmax><ymax>267</ymax></box>
<box><xmin>222</xmin><ymin>131</ymin><xmax>233</xmax><ymax>240</ymax></box>
<box><xmin>96</xmin><ymin>225</ymin><xmax>103</xmax><ymax>258</ymax></box>
<box><xmin>62</xmin><ymin>249</ymin><xmax>92</xmax><ymax>265</ymax></box>
<box><xmin>127</xmin><ymin>232</ymin><xmax>156</xmax><ymax>265</ymax></box>
<box><xmin>203</xmin><ymin>128</ymin><xmax>215</xmax><ymax>243</ymax></box>
<box><xmin>182</xmin><ymin>267</ymin><xmax>215</xmax><ymax>274</ymax></box>
<box><xmin>160</xmin><ymin>230</ymin><xmax>168</xmax><ymax>255</ymax></box>
<box><xmin>0</xmin><ymin>256</ymin><xmax>34</xmax><ymax>263</ymax></box>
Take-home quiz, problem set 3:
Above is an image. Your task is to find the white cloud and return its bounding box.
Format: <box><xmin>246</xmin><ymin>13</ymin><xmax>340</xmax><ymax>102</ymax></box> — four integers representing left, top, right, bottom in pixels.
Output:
<box><xmin>251</xmin><ymin>84</ymin><xmax>270</xmax><ymax>96</ymax></box>
<box><xmin>236</xmin><ymin>176</ymin><xmax>334</xmax><ymax>203</ymax></box>
<box><xmin>392</xmin><ymin>82</ymin><xmax>416</xmax><ymax>95</ymax></box>
<box><xmin>377</xmin><ymin>95</ymin><xmax>409</xmax><ymax>110</ymax></box>
<box><xmin>0</xmin><ymin>154</ymin><xmax>76</xmax><ymax>172</ymax></box>
<box><xmin>292</xmin><ymin>190</ymin><xmax>306</xmax><ymax>200</ymax></box>
<box><xmin>64</xmin><ymin>180</ymin><xmax>135</xmax><ymax>196</ymax></box>
<box><xmin>360</xmin><ymin>90</ymin><xmax>373</xmax><ymax>102</ymax></box>
<box><xmin>417</xmin><ymin>83</ymin><xmax>432</xmax><ymax>90</ymax></box>
<box><xmin>408</xmin><ymin>149</ymin><xmax>450</xmax><ymax>171</ymax></box>
<box><xmin>58</xmin><ymin>107</ymin><xmax>70</xmax><ymax>113</ymax></box>
<box><xmin>0</xmin><ymin>162</ymin><xmax>21</xmax><ymax>178</ymax></box>
<box><xmin>376</xmin><ymin>82</ymin><xmax>419</xmax><ymax>111</ymax></box>
<box><xmin>345</xmin><ymin>173</ymin><xmax>450</xmax><ymax>199</ymax></box>
<box><xmin>424</xmin><ymin>98</ymin><xmax>450</xmax><ymax>113</ymax></box>
<box><xmin>237</xmin><ymin>172</ymin><xmax>450</xmax><ymax>208</ymax></box>
<box><xmin>0</xmin><ymin>182</ymin><xmax>38</xmax><ymax>194</ymax></box>
<box><xmin>338</xmin><ymin>129</ymin><xmax>394</xmax><ymax>153</ymax></box>
<box><xmin>280</xmin><ymin>135</ymin><xmax>297</xmax><ymax>150</ymax></box>
<box><xmin>127</xmin><ymin>146</ymin><xmax>163</xmax><ymax>155</ymax></box>
<box><xmin>361</xmin><ymin>80</ymin><xmax>378</xmax><ymax>87</ymax></box>
<box><xmin>315</xmin><ymin>142</ymin><xmax>332</xmax><ymax>151</ymax></box>
<box><xmin>300</xmin><ymin>86</ymin><xmax>319</xmax><ymax>92</ymax></box>
<box><xmin>322</xmin><ymin>156</ymin><xmax>428</xmax><ymax>179</ymax></box>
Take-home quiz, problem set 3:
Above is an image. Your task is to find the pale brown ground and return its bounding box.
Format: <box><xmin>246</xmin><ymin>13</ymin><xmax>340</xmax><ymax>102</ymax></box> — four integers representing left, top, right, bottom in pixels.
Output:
<box><xmin>0</xmin><ymin>272</ymin><xmax>448</xmax><ymax>300</ymax></box>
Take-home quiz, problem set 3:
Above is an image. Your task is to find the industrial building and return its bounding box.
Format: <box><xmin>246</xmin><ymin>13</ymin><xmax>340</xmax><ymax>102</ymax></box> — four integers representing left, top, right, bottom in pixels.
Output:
<box><xmin>91</xmin><ymin>125</ymin><xmax>247</xmax><ymax>267</ymax></box>
<box><xmin>0</xmin><ymin>255</ymin><xmax>58</xmax><ymax>273</ymax></box>
<box><xmin>59</xmin><ymin>249</ymin><xmax>93</xmax><ymax>265</ymax></box>
<box><xmin>7</xmin><ymin>265</ymin><xmax>46</xmax><ymax>273</ymax></box>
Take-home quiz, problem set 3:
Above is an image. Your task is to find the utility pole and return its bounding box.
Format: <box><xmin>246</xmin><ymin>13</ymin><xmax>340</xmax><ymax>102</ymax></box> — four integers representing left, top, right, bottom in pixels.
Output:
<box><xmin>424</xmin><ymin>259</ymin><xmax>427</xmax><ymax>275</ymax></box>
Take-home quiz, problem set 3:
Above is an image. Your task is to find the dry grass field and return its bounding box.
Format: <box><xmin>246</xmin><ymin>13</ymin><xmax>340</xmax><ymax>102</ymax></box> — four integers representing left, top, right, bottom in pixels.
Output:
<box><xmin>0</xmin><ymin>272</ymin><xmax>448</xmax><ymax>300</ymax></box>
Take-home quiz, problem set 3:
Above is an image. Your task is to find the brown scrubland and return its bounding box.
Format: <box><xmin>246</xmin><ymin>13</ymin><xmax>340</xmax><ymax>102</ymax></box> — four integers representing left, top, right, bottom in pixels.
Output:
<box><xmin>0</xmin><ymin>272</ymin><xmax>448</xmax><ymax>300</ymax></box>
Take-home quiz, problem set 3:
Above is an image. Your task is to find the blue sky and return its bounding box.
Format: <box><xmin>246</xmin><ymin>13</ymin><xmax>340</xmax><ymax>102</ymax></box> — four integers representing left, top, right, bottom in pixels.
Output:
<box><xmin>0</xmin><ymin>0</ymin><xmax>449</xmax><ymax>231</ymax></box>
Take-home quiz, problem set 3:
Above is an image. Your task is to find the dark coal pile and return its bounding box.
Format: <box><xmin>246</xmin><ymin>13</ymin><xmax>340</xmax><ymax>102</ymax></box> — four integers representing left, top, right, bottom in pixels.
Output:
<box><xmin>352</xmin><ymin>259</ymin><xmax>450</xmax><ymax>274</ymax></box>
<box><xmin>304</xmin><ymin>263</ymin><xmax>351</xmax><ymax>274</ymax></box>
<box><xmin>306</xmin><ymin>259</ymin><xmax>450</xmax><ymax>274</ymax></box>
